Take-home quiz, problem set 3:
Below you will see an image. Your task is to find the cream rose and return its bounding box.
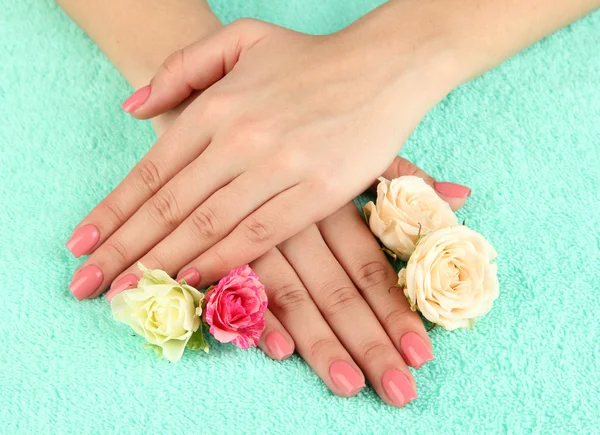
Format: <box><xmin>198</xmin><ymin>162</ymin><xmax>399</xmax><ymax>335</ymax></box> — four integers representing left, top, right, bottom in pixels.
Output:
<box><xmin>399</xmin><ymin>226</ymin><xmax>499</xmax><ymax>330</ymax></box>
<box><xmin>111</xmin><ymin>264</ymin><xmax>206</xmax><ymax>362</ymax></box>
<box><xmin>364</xmin><ymin>176</ymin><xmax>457</xmax><ymax>261</ymax></box>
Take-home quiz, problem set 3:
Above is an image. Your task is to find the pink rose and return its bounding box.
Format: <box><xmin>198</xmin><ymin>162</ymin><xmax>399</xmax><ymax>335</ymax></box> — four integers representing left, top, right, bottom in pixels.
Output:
<box><xmin>203</xmin><ymin>265</ymin><xmax>268</xmax><ymax>349</ymax></box>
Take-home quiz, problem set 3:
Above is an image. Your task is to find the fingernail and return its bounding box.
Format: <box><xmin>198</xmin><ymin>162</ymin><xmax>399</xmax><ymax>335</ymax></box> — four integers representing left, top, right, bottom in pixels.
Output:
<box><xmin>434</xmin><ymin>182</ymin><xmax>471</xmax><ymax>198</ymax></box>
<box><xmin>178</xmin><ymin>268</ymin><xmax>200</xmax><ymax>287</ymax></box>
<box><xmin>329</xmin><ymin>360</ymin><xmax>365</xmax><ymax>396</ymax></box>
<box><xmin>400</xmin><ymin>332</ymin><xmax>434</xmax><ymax>369</ymax></box>
<box><xmin>66</xmin><ymin>224</ymin><xmax>100</xmax><ymax>258</ymax></box>
<box><xmin>122</xmin><ymin>85</ymin><xmax>151</xmax><ymax>113</ymax></box>
<box><xmin>265</xmin><ymin>332</ymin><xmax>293</xmax><ymax>360</ymax></box>
<box><xmin>382</xmin><ymin>369</ymin><xmax>417</xmax><ymax>407</ymax></box>
<box><xmin>106</xmin><ymin>274</ymin><xmax>139</xmax><ymax>303</ymax></box>
<box><xmin>69</xmin><ymin>265</ymin><xmax>103</xmax><ymax>301</ymax></box>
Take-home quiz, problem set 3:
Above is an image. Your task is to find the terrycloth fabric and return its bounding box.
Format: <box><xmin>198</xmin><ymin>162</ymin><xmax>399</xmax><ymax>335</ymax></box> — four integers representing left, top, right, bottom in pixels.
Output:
<box><xmin>1</xmin><ymin>0</ymin><xmax>599</xmax><ymax>433</ymax></box>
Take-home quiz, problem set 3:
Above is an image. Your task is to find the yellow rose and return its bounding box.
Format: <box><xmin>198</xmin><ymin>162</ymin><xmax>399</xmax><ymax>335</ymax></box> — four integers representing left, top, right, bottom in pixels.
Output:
<box><xmin>111</xmin><ymin>264</ymin><xmax>206</xmax><ymax>362</ymax></box>
<box><xmin>364</xmin><ymin>176</ymin><xmax>457</xmax><ymax>261</ymax></box>
<box><xmin>399</xmin><ymin>226</ymin><xmax>499</xmax><ymax>330</ymax></box>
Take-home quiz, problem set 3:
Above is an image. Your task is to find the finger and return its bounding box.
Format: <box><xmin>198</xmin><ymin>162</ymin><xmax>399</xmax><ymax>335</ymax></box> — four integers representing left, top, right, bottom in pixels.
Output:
<box><xmin>122</xmin><ymin>19</ymin><xmax>271</xmax><ymax>119</ymax></box>
<box><xmin>103</xmin><ymin>166</ymin><xmax>298</xmax><ymax>298</ymax></box>
<box><xmin>257</xmin><ymin>309</ymin><xmax>295</xmax><ymax>361</ymax></box>
<box><xmin>65</xmin><ymin>105</ymin><xmax>212</xmax><ymax>259</ymax></box>
<box><xmin>69</xmin><ymin>145</ymin><xmax>241</xmax><ymax>300</ymax></box>
<box><xmin>318</xmin><ymin>203</ymin><xmax>433</xmax><ymax>369</ymax></box>
<box><xmin>252</xmin><ymin>248</ymin><xmax>365</xmax><ymax>397</ymax></box>
<box><xmin>377</xmin><ymin>156</ymin><xmax>470</xmax><ymax>211</ymax></box>
<box><xmin>180</xmin><ymin>183</ymin><xmax>340</xmax><ymax>288</ymax></box>
<box><xmin>279</xmin><ymin>226</ymin><xmax>418</xmax><ymax>408</ymax></box>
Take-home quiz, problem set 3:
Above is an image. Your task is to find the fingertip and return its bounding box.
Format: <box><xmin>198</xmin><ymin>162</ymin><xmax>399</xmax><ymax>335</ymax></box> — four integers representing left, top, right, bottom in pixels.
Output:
<box><xmin>122</xmin><ymin>85</ymin><xmax>151</xmax><ymax>115</ymax></box>
<box><xmin>106</xmin><ymin>274</ymin><xmax>139</xmax><ymax>303</ymax></box>
<box><xmin>264</xmin><ymin>331</ymin><xmax>294</xmax><ymax>361</ymax></box>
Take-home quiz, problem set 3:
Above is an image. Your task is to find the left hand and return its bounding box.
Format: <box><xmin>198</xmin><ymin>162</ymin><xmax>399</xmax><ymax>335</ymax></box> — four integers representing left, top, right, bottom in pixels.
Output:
<box><xmin>66</xmin><ymin>18</ymin><xmax>457</xmax><ymax>293</ymax></box>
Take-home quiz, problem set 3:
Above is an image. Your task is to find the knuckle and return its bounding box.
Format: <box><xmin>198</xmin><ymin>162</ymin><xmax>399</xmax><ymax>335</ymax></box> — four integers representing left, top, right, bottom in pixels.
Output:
<box><xmin>162</xmin><ymin>49</ymin><xmax>185</xmax><ymax>77</ymax></box>
<box><xmin>307</xmin><ymin>338</ymin><xmax>338</xmax><ymax>360</ymax></box>
<box><xmin>320</xmin><ymin>283</ymin><xmax>359</xmax><ymax>318</ymax></box>
<box><xmin>395</xmin><ymin>158</ymin><xmax>420</xmax><ymax>177</ymax></box>
<box><xmin>201</xmin><ymin>90</ymin><xmax>233</xmax><ymax>119</ymax></box>
<box><xmin>381</xmin><ymin>305</ymin><xmax>413</xmax><ymax>332</ymax></box>
<box><xmin>100</xmin><ymin>200</ymin><xmax>126</xmax><ymax>225</ymax></box>
<box><xmin>310</xmin><ymin>167</ymin><xmax>337</xmax><ymax>195</ymax></box>
<box><xmin>136</xmin><ymin>159</ymin><xmax>162</xmax><ymax>195</ymax></box>
<box><xmin>269</xmin><ymin>283</ymin><xmax>310</xmax><ymax>313</ymax></box>
<box><xmin>145</xmin><ymin>251</ymin><xmax>170</xmax><ymax>271</ymax></box>
<box><xmin>105</xmin><ymin>239</ymin><xmax>129</xmax><ymax>264</ymax></box>
<box><xmin>208</xmin><ymin>249</ymin><xmax>228</xmax><ymax>274</ymax></box>
<box><xmin>354</xmin><ymin>260</ymin><xmax>393</xmax><ymax>294</ymax></box>
<box><xmin>243</xmin><ymin>217</ymin><xmax>275</xmax><ymax>245</ymax></box>
<box><xmin>274</xmin><ymin>147</ymin><xmax>305</xmax><ymax>172</ymax></box>
<box><xmin>360</xmin><ymin>340</ymin><xmax>390</xmax><ymax>363</ymax></box>
<box><xmin>148</xmin><ymin>189</ymin><xmax>180</xmax><ymax>229</ymax></box>
<box><xmin>226</xmin><ymin>116</ymin><xmax>273</xmax><ymax>151</ymax></box>
<box><xmin>189</xmin><ymin>206</ymin><xmax>219</xmax><ymax>240</ymax></box>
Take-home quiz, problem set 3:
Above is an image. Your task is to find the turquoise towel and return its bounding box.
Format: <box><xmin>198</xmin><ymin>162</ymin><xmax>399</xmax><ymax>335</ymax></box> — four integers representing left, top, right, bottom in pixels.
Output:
<box><xmin>1</xmin><ymin>0</ymin><xmax>599</xmax><ymax>433</ymax></box>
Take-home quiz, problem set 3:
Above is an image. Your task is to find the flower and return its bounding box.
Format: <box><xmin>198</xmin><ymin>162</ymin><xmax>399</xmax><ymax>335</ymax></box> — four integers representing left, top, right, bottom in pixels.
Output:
<box><xmin>398</xmin><ymin>226</ymin><xmax>499</xmax><ymax>330</ymax></box>
<box><xmin>204</xmin><ymin>265</ymin><xmax>268</xmax><ymax>350</ymax></box>
<box><xmin>111</xmin><ymin>263</ymin><xmax>207</xmax><ymax>362</ymax></box>
<box><xmin>364</xmin><ymin>176</ymin><xmax>458</xmax><ymax>261</ymax></box>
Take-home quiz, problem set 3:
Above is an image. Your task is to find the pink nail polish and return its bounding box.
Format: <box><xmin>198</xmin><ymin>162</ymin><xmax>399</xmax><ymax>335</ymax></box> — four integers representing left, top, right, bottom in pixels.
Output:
<box><xmin>265</xmin><ymin>332</ymin><xmax>293</xmax><ymax>360</ymax></box>
<box><xmin>400</xmin><ymin>332</ymin><xmax>434</xmax><ymax>369</ymax></box>
<box><xmin>69</xmin><ymin>265</ymin><xmax>104</xmax><ymax>301</ymax></box>
<box><xmin>178</xmin><ymin>268</ymin><xmax>200</xmax><ymax>287</ymax></box>
<box><xmin>66</xmin><ymin>224</ymin><xmax>100</xmax><ymax>258</ymax></box>
<box><xmin>122</xmin><ymin>85</ymin><xmax>151</xmax><ymax>113</ymax></box>
<box><xmin>382</xmin><ymin>369</ymin><xmax>417</xmax><ymax>407</ymax></box>
<box><xmin>106</xmin><ymin>274</ymin><xmax>139</xmax><ymax>303</ymax></box>
<box><xmin>329</xmin><ymin>360</ymin><xmax>365</xmax><ymax>396</ymax></box>
<box><xmin>434</xmin><ymin>182</ymin><xmax>472</xmax><ymax>199</ymax></box>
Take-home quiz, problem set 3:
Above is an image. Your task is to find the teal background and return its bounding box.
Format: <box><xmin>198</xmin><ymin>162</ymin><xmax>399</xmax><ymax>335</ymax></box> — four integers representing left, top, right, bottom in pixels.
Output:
<box><xmin>1</xmin><ymin>0</ymin><xmax>599</xmax><ymax>433</ymax></box>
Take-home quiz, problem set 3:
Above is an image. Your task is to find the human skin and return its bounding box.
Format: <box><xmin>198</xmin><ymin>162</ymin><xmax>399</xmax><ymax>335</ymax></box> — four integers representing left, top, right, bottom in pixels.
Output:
<box><xmin>55</xmin><ymin>1</ymin><xmax>597</xmax><ymax>404</ymax></box>
<box><xmin>57</xmin><ymin>0</ymin><xmax>472</xmax><ymax>408</ymax></box>
<box><xmin>62</xmin><ymin>0</ymin><xmax>600</xmax><ymax>293</ymax></box>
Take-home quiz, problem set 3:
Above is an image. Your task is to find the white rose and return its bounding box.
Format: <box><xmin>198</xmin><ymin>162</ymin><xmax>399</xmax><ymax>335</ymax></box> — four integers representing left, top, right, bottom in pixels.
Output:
<box><xmin>399</xmin><ymin>226</ymin><xmax>499</xmax><ymax>330</ymax></box>
<box><xmin>364</xmin><ymin>176</ymin><xmax>457</xmax><ymax>261</ymax></box>
<box><xmin>111</xmin><ymin>263</ymin><xmax>206</xmax><ymax>362</ymax></box>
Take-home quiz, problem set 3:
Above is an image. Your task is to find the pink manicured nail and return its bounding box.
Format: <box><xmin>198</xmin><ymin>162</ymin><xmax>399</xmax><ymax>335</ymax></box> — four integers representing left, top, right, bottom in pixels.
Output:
<box><xmin>329</xmin><ymin>360</ymin><xmax>365</xmax><ymax>396</ymax></box>
<box><xmin>382</xmin><ymin>369</ymin><xmax>417</xmax><ymax>407</ymax></box>
<box><xmin>265</xmin><ymin>332</ymin><xmax>293</xmax><ymax>360</ymax></box>
<box><xmin>69</xmin><ymin>265</ymin><xmax>104</xmax><ymax>301</ymax></box>
<box><xmin>178</xmin><ymin>268</ymin><xmax>200</xmax><ymax>287</ymax></box>
<box><xmin>122</xmin><ymin>85</ymin><xmax>151</xmax><ymax>113</ymax></box>
<box><xmin>106</xmin><ymin>274</ymin><xmax>139</xmax><ymax>303</ymax></box>
<box><xmin>400</xmin><ymin>332</ymin><xmax>434</xmax><ymax>369</ymax></box>
<box><xmin>434</xmin><ymin>181</ymin><xmax>472</xmax><ymax>198</ymax></box>
<box><xmin>66</xmin><ymin>224</ymin><xmax>100</xmax><ymax>258</ymax></box>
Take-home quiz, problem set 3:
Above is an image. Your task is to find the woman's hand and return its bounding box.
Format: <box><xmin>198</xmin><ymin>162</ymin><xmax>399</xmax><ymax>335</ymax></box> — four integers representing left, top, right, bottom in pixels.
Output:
<box><xmin>72</xmin><ymin>44</ymin><xmax>467</xmax><ymax>406</ymax></box>
<box><xmin>66</xmin><ymin>18</ymin><xmax>459</xmax><ymax>292</ymax></box>
<box><xmin>102</xmin><ymin>155</ymin><xmax>468</xmax><ymax>409</ymax></box>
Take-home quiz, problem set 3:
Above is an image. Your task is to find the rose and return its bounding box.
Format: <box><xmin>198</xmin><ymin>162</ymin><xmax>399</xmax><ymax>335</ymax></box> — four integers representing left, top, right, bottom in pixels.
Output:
<box><xmin>204</xmin><ymin>265</ymin><xmax>268</xmax><ymax>350</ymax></box>
<box><xmin>398</xmin><ymin>226</ymin><xmax>499</xmax><ymax>330</ymax></box>
<box><xmin>364</xmin><ymin>176</ymin><xmax>458</xmax><ymax>261</ymax></box>
<box><xmin>111</xmin><ymin>263</ymin><xmax>206</xmax><ymax>362</ymax></box>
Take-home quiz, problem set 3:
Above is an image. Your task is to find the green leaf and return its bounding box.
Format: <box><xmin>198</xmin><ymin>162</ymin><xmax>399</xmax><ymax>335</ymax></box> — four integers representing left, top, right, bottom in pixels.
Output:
<box><xmin>143</xmin><ymin>343</ymin><xmax>164</xmax><ymax>359</ymax></box>
<box><xmin>187</xmin><ymin>324</ymin><xmax>209</xmax><ymax>353</ymax></box>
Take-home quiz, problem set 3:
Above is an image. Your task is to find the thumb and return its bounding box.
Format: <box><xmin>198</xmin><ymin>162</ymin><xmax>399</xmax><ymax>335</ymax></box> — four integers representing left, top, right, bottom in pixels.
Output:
<box><xmin>121</xmin><ymin>19</ymin><xmax>270</xmax><ymax>119</ymax></box>
<box><xmin>374</xmin><ymin>157</ymin><xmax>471</xmax><ymax>212</ymax></box>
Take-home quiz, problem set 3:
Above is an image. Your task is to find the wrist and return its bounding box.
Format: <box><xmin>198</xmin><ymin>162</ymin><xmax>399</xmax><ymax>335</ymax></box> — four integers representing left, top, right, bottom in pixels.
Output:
<box><xmin>339</xmin><ymin>1</ymin><xmax>473</xmax><ymax>102</ymax></box>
